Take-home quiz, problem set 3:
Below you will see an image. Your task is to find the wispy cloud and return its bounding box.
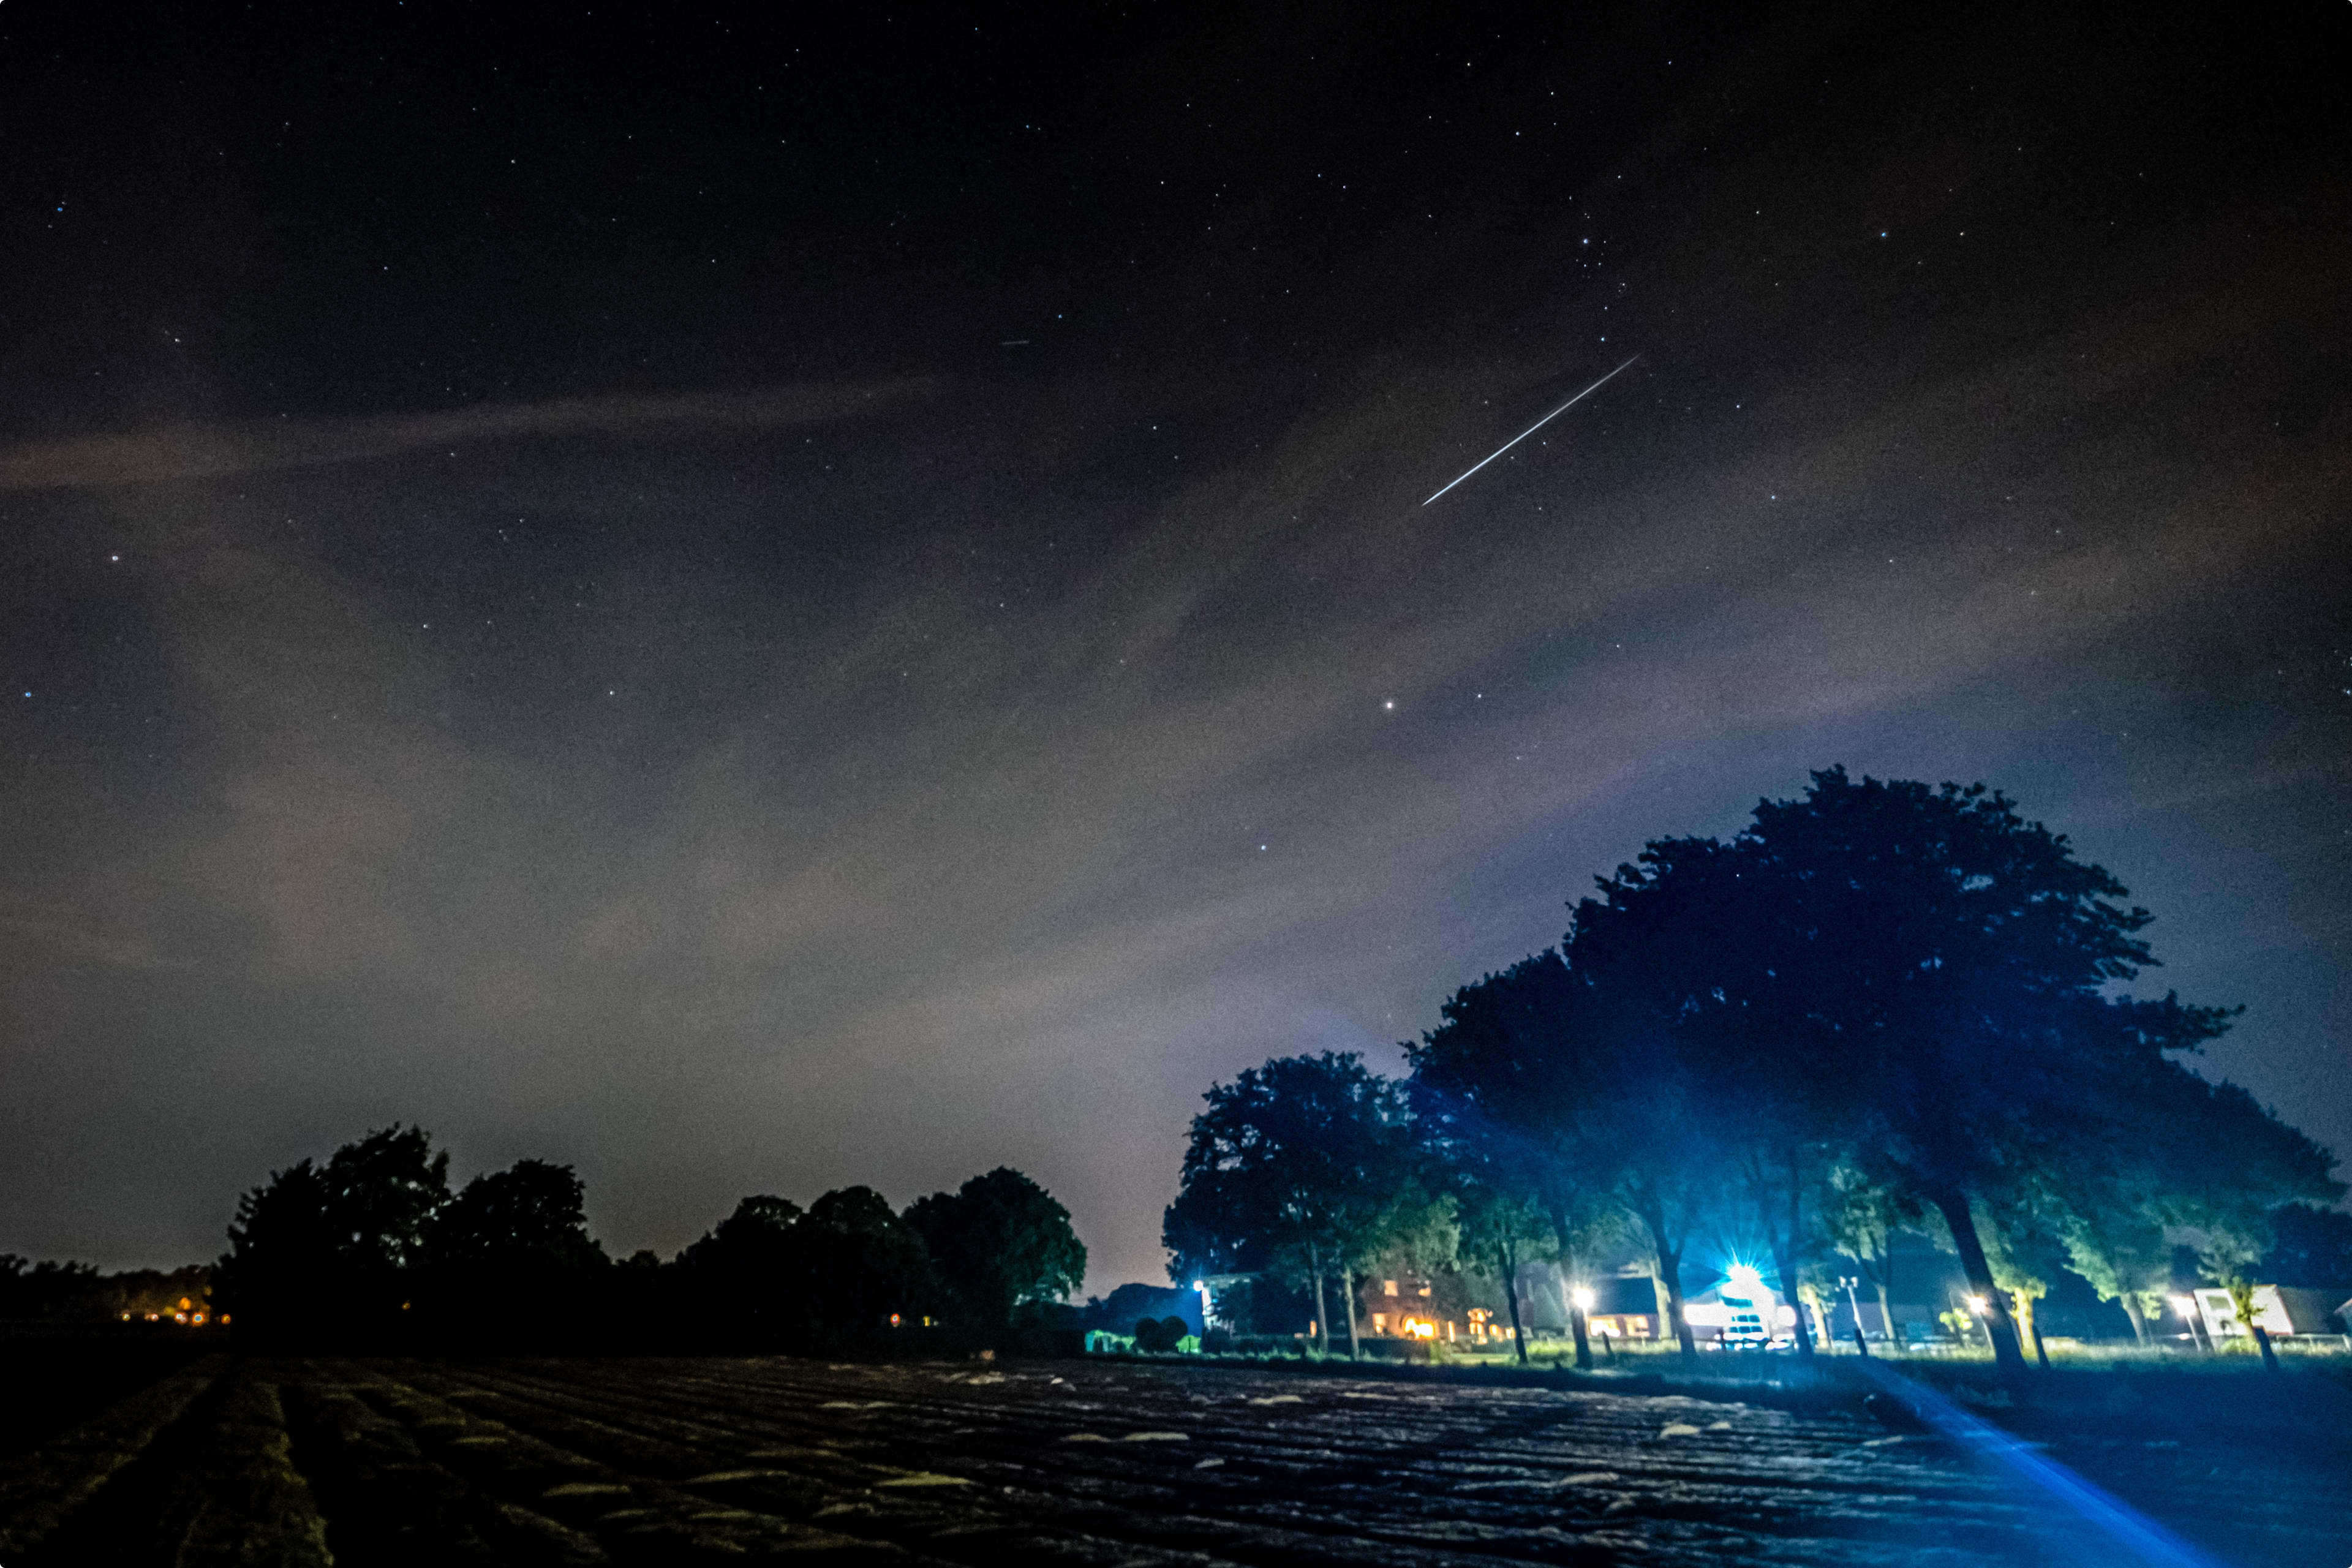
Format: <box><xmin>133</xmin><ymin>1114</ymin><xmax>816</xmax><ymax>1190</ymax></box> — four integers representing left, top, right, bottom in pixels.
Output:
<box><xmin>0</xmin><ymin>375</ymin><xmax>940</xmax><ymax>491</ymax></box>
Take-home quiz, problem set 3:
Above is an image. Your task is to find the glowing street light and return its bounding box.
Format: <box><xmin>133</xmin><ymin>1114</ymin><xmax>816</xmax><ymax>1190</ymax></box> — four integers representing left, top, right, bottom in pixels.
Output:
<box><xmin>1839</xmin><ymin>1275</ymin><xmax>1868</xmax><ymax>1355</ymax></box>
<box><xmin>1726</xmin><ymin>1263</ymin><xmax>1765</xmax><ymax>1292</ymax></box>
<box><xmin>1572</xmin><ymin>1286</ymin><xmax>1596</xmax><ymax>1312</ymax></box>
<box><xmin>2171</xmin><ymin>1294</ymin><xmax>2207</xmax><ymax>1351</ymax></box>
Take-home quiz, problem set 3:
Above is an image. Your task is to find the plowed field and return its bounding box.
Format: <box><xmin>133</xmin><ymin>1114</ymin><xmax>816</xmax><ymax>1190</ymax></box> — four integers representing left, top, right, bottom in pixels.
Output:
<box><xmin>1</xmin><ymin>1355</ymin><xmax>2342</xmax><ymax>1566</ymax></box>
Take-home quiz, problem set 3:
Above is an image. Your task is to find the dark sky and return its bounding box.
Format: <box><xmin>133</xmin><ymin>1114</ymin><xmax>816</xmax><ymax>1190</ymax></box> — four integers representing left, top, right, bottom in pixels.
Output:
<box><xmin>3</xmin><ymin>1</ymin><xmax>2347</xmax><ymax>1292</ymax></box>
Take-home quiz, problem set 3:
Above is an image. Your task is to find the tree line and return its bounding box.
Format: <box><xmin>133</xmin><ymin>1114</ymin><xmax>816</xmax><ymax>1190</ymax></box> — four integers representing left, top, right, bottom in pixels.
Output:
<box><xmin>213</xmin><ymin>1127</ymin><xmax>1085</xmax><ymax>1352</ymax></box>
<box><xmin>1165</xmin><ymin>768</ymin><xmax>2343</xmax><ymax>1372</ymax></box>
<box><xmin>0</xmin><ymin>1255</ymin><xmax>211</xmax><ymax>1323</ymax></box>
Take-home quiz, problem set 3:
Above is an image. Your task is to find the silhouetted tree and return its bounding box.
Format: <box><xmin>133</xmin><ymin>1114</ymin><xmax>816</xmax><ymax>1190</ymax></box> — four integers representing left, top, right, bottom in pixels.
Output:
<box><xmin>1406</xmin><ymin>954</ymin><xmax>1626</xmax><ymax>1368</ymax></box>
<box><xmin>1132</xmin><ymin>1315</ymin><xmax>1190</xmax><ymax>1352</ymax></box>
<box><xmin>903</xmin><ymin>1167</ymin><xmax>1085</xmax><ymax>1340</ymax></box>
<box><xmin>1574</xmin><ymin>829</ymin><xmax>1870</xmax><ymax>1363</ymax></box>
<box><xmin>421</xmin><ymin>1159</ymin><xmax>607</xmax><ymax>1338</ymax></box>
<box><xmin>2176</xmin><ymin>1079</ymin><xmax>2341</xmax><ymax>1368</ymax></box>
<box><xmin>676</xmin><ymin>1195</ymin><xmax>807</xmax><ymax>1343</ymax></box>
<box><xmin>2264</xmin><ymin>1202</ymin><xmax>2352</xmax><ymax>1289</ymax></box>
<box><xmin>796</xmin><ymin>1186</ymin><xmax>939</xmax><ymax>1347</ymax></box>
<box><xmin>0</xmin><ymin>1256</ymin><xmax>104</xmax><ymax>1319</ymax></box>
<box><xmin>1164</xmin><ymin>1052</ymin><xmax>1414</xmax><ymax>1357</ymax></box>
<box><xmin>215</xmin><ymin>1125</ymin><xmax>450</xmax><ymax>1337</ymax></box>
<box><xmin>429</xmin><ymin>1160</ymin><xmax>605</xmax><ymax>1272</ymax></box>
<box><xmin>1581</xmin><ymin>770</ymin><xmax>2240</xmax><ymax>1372</ymax></box>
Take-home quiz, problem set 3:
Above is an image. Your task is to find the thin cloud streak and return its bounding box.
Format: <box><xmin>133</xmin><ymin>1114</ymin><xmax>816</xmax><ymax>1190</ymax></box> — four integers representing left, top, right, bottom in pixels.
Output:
<box><xmin>0</xmin><ymin>375</ymin><xmax>941</xmax><ymax>491</ymax></box>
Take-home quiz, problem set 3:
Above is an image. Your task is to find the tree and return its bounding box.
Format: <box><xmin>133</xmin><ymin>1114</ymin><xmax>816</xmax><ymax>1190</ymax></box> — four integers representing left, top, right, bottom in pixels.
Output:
<box><xmin>676</xmin><ymin>1195</ymin><xmax>807</xmax><ymax>1343</ymax></box>
<box><xmin>1594</xmin><ymin>770</ymin><xmax>2236</xmax><ymax>1373</ymax></box>
<box><xmin>428</xmin><ymin>1160</ymin><xmax>605</xmax><ymax>1273</ymax></box>
<box><xmin>216</xmin><ymin>1125</ymin><xmax>451</xmax><ymax>1336</ymax></box>
<box><xmin>904</xmin><ymin>1167</ymin><xmax>1085</xmax><ymax>1339</ymax></box>
<box><xmin>1820</xmin><ymin>1164</ymin><xmax>1915</xmax><ymax>1346</ymax></box>
<box><xmin>422</xmin><ymin>1159</ymin><xmax>606</xmax><ymax>1335</ymax></box>
<box><xmin>2173</xmin><ymin>1079</ymin><xmax>2341</xmax><ymax>1370</ymax></box>
<box><xmin>2264</xmin><ymin>1202</ymin><xmax>2352</xmax><ymax>1288</ymax></box>
<box><xmin>796</xmin><ymin>1186</ymin><xmax>940</xmax><ymax>1347</ymax></box>
<box><xmin>1977</xmin><ymin>1198</ymin><xmax>2064</xmax><ymax>1369</ymax></box>
<box><xmin>1405</xmin><ymin>955</ymin><xmax>1627</xmax><ymax>1368</ymax></box>
<box><xmin>1424</xmin><ymin>1130</ymin><xmax>1550</xmax><ymax>1365</ymax></box>
<box><xmin>1164</xmin><ymin>1052</ymin><xmax>1414</xmax><ymax>1358</ymax></box>
<box><xmin>2056</xmin><ymin>1183</ymin><xmax>2171</xmax><ymax>1345</ymax></box>
<box><xmin>0</xmin><ymin>1256</ymin><xmax>104</xmax><ymax>1319</ymax></box>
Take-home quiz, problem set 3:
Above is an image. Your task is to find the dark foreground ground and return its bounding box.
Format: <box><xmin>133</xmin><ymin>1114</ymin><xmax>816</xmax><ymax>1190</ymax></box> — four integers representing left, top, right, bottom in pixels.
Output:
<box><xmin>1</xmin><ymin>1353</ymin><xmax>2346</xmax><ymax>1567</ymax></box>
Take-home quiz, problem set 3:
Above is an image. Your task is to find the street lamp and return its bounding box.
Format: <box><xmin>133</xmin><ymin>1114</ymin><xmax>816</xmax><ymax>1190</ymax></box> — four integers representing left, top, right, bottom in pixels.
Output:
<box><xmin>1962</xmin><ymin>1294</ymin><xmax>1992</xmax><ymax>1351</ymax></box>
<box><xmin>1572</xmin><ymin>1286</ymin><xmax>1596</xmax><ymax>1312</ymax></box>
<box><xmin>2171</xmin><ymin>1294</ymin><xmax>2206</xmax><ymax>1351</ymax></box>
<box><xmin>1839</xmin><ymin>1275</ymin><xmax>1868</xmax><ymax>1354</ymax></box>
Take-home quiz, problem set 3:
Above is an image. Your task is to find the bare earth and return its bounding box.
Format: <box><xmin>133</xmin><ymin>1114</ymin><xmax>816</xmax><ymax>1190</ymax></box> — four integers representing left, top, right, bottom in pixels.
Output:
<box><xmin>1</xmin><ymin>1354</ymin><xmax>2343</xmax><ymax>1567</ymax></box>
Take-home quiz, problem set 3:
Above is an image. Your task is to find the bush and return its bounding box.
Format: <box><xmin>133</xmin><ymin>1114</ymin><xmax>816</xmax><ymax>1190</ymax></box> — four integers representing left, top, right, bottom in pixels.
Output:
<box><xmin>1133</xmin><ymin>1316</ymin><xmax>1190</xmax><ymax>1352</ymax></box>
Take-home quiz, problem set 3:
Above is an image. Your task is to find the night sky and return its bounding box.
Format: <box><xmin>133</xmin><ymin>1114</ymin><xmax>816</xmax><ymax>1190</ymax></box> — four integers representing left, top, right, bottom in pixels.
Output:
<box><xmin>4</xmin><ymin>2</ymin><xmax>2348</xmax><ymax>1292</ymax></box>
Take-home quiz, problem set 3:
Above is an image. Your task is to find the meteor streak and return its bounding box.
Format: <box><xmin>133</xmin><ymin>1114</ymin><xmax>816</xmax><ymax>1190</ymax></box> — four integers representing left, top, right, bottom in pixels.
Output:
<box><xmin>1421</xmin><ymin>354</ymin><xmax>1639</xmax><ymax>506</ymax></box>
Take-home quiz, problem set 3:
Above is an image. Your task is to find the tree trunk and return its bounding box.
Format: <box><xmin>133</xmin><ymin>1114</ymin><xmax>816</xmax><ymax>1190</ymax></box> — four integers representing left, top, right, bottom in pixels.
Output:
<box><xmin>1928</xmin><ymin>1187</ymin><xmax>2026</xmax><ymax>1373</ymax></box>
<box><xmin>1777</xmin><ymin>1146</ymin><xmax>1814</xmax><ymax>1359</ymax></box>
<box><xmin>2012</xmin><ymin>1293</ymin><xmax>2050</xmax><ymax>1369</ymax></box>
<box><xmin>1498</xmin><ymin>1235</ymin><xmax>1528</xmax><ymax>1365</ymax></box>
<box><xmin>1341</xmin><ymin>1265</ymin><xmax>1360</xmax><ymax>1362</ymax></box>
<box><xmin>1662</xmin><ymin>1259</ymin><xmax>1696</xmax><ymax>1359</ymax></box>
<box><xmin>1547</xmin><ymin>1204</ymin><xmax>1593</xmax><ymax>1370</ymax></box>
<box><xmin>2119</xmin><ymin>1294</ymin><xmax>2149</xmax><ymax>1346</ymax></box>
<box><xmin>1632</xmin><ymin>1189</ymin><xmax>1696</xmax><ymax>1361</ymax></box>
<box><xmin>1772</xmin><ymin>1245</ymin><xmax>1815</xmax><ymax>1357</ymax></box>
<box><xmin>1874</xmin><ymin>1280</ymin><xmax>1896</xmax><ymax>1347</ymax></box>
<box><xmin>1308</xmin><ymin>1239</ymin><xmax>1330</xmax><ymax>1358</ymax></box>
<box><xmin>2252</xmin><ymin>1323</ymin><xmax>2278</xmax><ymax>1371</ymax></box>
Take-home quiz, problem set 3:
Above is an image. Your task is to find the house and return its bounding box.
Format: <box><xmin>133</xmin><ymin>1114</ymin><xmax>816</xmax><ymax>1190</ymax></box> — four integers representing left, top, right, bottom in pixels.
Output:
<box><xmin>2194</xmin><ymin>1284</ymin><xmax>2351</xmax><ymax>1340</ymax></box>
<box><xmin>1584</xmin><ymin>1273</ymin><xmax>1660</xmax><ymax>1340</ymax></box>
<box><xmin>1363</xmin><ymin>1272</ymin><xmax>1448</xmax><ymax>1341</ymax></box>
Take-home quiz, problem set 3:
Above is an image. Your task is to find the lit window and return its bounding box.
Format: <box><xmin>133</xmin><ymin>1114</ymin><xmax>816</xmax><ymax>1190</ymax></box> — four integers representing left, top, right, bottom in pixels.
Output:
<box><xmin>1383</xmin><ymin>1279</ymin><xmax>1398</xmax><ymax>1296</ymax></box>
<box><xmin>1372</xmin><ymin>1313</ymin><xmax>1387</xmax><ymax>1333</ymax></box>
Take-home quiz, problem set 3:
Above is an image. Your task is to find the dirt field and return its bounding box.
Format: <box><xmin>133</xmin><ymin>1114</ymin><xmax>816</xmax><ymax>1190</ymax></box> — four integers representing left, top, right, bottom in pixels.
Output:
<box><xmin>1</xmin><ymin>1353</ymin><xmax>2344</xmax><ymax>1566</ymax></box>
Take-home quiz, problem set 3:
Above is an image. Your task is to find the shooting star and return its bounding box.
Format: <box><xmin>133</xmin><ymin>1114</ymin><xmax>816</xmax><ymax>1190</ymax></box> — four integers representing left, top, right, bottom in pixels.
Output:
<box><xmin>1422</xmin><ymin>354</ymin><xmax>1639</xmax><ymax>507</ymax></box>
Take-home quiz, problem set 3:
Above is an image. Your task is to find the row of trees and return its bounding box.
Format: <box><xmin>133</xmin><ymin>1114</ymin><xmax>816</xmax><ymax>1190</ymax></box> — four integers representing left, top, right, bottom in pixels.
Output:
<box><xmin>1166</xmin><ymin>769</ymin><xmax>2343</xmax><ymax>1372</ymax></box>
<box><xmin>0</xmin><ymin>1254</ymin><xmax>211</xmax><ymax>1322</ymax></box>
<box><xmin>215</xmin><ymin>1127</ymin><xmax>1084</xmax><ymax>1350</ymax></box>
